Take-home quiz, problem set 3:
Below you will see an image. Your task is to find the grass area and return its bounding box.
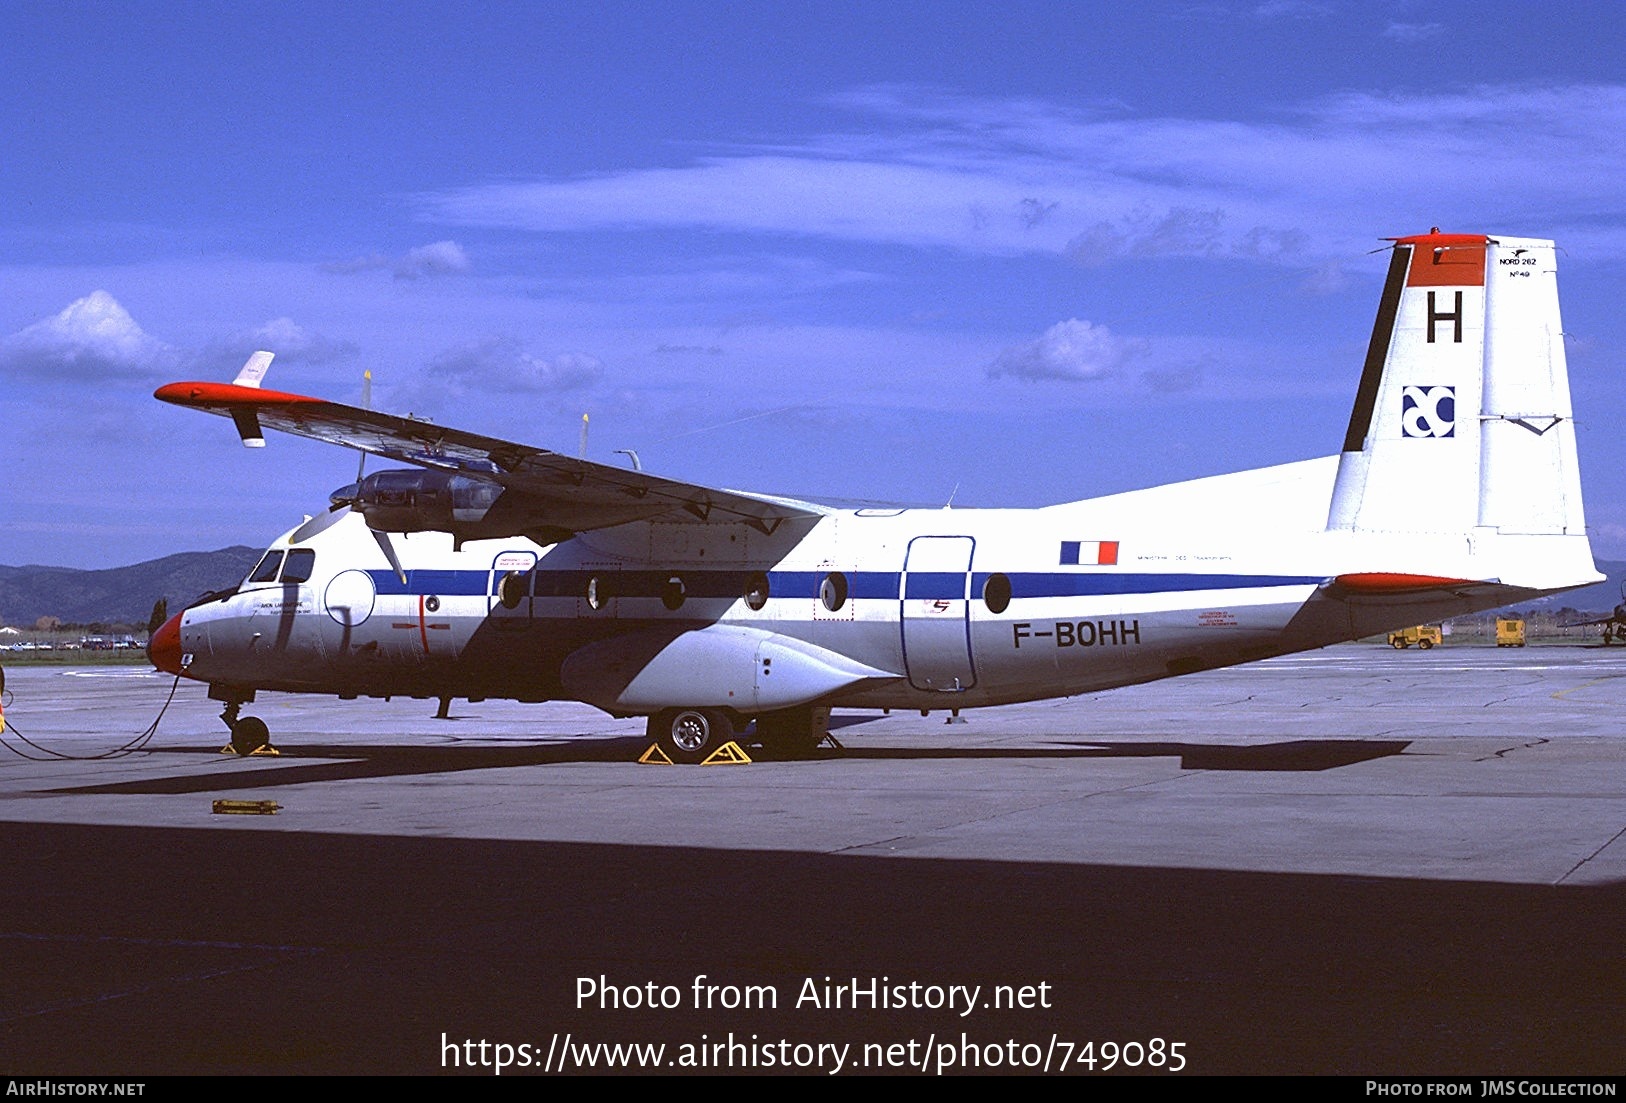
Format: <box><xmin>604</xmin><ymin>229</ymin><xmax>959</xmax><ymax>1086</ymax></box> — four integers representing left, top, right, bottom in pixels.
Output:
<box><xmin>0</xmin><ymin>650</ymin><xmax>152</xmax><ymax>667</ymax></box>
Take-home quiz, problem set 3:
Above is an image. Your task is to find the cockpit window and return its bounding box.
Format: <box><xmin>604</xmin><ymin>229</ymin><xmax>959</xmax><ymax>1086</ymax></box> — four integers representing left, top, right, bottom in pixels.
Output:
<box><xmin>247</xmin><ymin>550</ymin><xmax>285</xmax><ymax>584</ymax></box>
<box><xmin>282</xmin><ymin>548</ymin><xmax>316</xmax><ymax>584</ymax></box>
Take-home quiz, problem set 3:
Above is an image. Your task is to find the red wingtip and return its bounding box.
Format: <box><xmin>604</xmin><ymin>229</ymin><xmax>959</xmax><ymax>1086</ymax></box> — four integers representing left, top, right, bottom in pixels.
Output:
<box><xmin>154</xmin><ymin>381</ymin><xmax>325</xmax><ymax>406</ymax></box>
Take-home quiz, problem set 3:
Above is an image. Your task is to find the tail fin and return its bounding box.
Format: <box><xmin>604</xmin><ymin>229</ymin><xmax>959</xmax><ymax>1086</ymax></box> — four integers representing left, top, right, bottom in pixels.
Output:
<box><xmin>1327</xmin><ymin>232</ymin><xmax>1586</xmax><ymax>540</ymax></box>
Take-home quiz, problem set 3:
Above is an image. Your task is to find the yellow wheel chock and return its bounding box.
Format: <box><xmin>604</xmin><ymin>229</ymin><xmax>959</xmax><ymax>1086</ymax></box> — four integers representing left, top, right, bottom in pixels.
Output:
<box><xmin>701</xmin><ymin>741</ymin><xmax>752</xmax><ymax>765</ymax></box>
<box><xmin>637</xmin><ymin>740</ymin><xmax>753</xmax><ymax>765</ymax></box>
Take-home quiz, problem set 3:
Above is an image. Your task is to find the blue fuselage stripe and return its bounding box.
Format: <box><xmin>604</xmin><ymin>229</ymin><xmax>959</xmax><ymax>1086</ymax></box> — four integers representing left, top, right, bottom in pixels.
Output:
<box><xmin>362</xmin><ymin>568</ymin><xmax>1321</xmax><ymax>601</ymax></box>
<box><xmin>989</xmin><ymin>572</ymin><xmax>1320</xmax><ymax>599</ymax></box>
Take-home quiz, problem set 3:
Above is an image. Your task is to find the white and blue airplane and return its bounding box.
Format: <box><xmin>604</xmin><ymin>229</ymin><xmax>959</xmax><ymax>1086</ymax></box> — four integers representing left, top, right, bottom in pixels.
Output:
<box><xmin>149</xmin><ymin>231</ymin><xmax>1600</xmax><ymax>761</ymax></box>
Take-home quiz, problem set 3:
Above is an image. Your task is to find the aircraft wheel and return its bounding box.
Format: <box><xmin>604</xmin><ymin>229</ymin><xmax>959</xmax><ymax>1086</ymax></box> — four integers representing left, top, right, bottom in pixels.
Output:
<box><xmin>230</xmin><ymin>716</ymin><xmax>270</xmax><ymax>755</ymax></box>
<box><xmin>650</xmin><ymin>708</ymin><xmax>733</xmax><ymax>764</ymax></box>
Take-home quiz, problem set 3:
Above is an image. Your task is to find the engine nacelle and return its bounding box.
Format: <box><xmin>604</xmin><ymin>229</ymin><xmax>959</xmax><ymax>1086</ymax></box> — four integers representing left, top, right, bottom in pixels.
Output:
<box><xmin>559</xmin><ymin>624</ymin><xmax>899</xmax><ymax>713</ymax></box>
<box><xmin>337</xmin><ymin>469</ymin><xmax>503</xmax><ymax>534</ymax></box>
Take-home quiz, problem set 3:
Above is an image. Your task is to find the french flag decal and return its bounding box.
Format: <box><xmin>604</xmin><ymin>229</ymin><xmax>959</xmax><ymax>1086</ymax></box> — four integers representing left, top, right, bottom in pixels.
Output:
<box><xmin>1060</xmin><ymin>540</ymin><xmax>1119</xmax><ymax>566</ymax></box>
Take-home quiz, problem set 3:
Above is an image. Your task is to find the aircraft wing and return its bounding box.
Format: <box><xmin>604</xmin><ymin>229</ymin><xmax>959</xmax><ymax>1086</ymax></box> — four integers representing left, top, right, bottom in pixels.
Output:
<box><xmin>154</xmin><ymin>377</ymin><xmax>828</xmax><ymax>535</ymax></box>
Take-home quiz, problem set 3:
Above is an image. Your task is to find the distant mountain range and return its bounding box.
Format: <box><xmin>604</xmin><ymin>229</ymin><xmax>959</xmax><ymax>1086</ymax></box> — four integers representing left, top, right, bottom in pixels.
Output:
<box><xmin>0</xmin><ymin>547</ymin><xmax>262</xmax><ymax>627</ymax></box>
<box><xmin>0</xmin><ymin>548</ymin><xmax>1621</xmax><ymax>628</ymax></box>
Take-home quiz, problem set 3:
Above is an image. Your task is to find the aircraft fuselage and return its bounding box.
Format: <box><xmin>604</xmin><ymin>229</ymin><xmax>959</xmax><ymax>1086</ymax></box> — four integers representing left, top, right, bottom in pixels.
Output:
<box><xmin>168</xmin><ymin>481</ymin><xmax>1522</xmax><ymax>718</ymax></box>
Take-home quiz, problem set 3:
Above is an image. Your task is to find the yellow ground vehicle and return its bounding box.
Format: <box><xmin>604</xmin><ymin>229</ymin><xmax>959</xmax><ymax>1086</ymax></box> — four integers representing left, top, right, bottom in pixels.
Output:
<box><xmin>1496</xmin><ymin>618</ymin><xmax>1527</xmax><ymax>647</ymax></box>
<box><xmin>1388</xmin><ymin>625</ymin><xmax>1442</xmax><ymax>649</ymax></box>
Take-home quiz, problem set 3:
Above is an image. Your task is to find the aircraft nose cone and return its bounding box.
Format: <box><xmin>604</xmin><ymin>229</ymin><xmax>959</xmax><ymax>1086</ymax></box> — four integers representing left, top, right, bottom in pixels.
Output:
<box><xmin>147</xmin><ymin>613</ymin><xmax>184</xmax><ymax>675</ymax></box>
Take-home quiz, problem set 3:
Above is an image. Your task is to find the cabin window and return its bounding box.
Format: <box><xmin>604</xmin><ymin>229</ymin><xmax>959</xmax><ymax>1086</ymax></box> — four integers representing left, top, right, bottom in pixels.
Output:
<box><xmin>661</xmin><ymin>575</ymin><xmax>687</xmax><ymax>611</ymax></box>
<box><xmin>282</xmin><ymin>549</ymin><xmax>316</xmax><ymax>584</ymax></box>
<box><xmin>743</xmin><ymin>571</ymin><xmax>770</xmax><ymax>611</ymax></box>
<box><xmin>820</xmin><ymin>571</ymin><xmax>848</xmax><ymax>612</ymax></box>
<box><xmin>498</xmin><ymin>571</ymin><xmax>529</xmax><ymax>609</ymax></box>
<box><xmin>983</xmin><ymin>572</ymin><xmax>1011</xmax><ymax>614</ymax></box>
<box><xmin>586</xmin><ymin>575</ymin><xmax>607</xmax><ymax>610</ymax></box>
<box><xmin>247</xmin><ymin>550</ymin><xmax>284</xmax><ymax>584</ymax></box>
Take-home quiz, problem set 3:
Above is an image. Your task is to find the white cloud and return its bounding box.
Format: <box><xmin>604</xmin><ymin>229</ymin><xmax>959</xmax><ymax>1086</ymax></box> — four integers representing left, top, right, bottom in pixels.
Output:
<box><xmin>206</xmin><ymin>317</ymin><xmax>358</xmax><ymax>367</ymax></box>
<box><xmin>395</xmin><ymin>240</ymin><xmax>472</xmax><ymax>279</ymax></box>
<box><xmin>1066</xmin><ymin>206</ymin><xmax>1230</xmax><ymax>264</ymax></box>
<box><xmin>419</xmin><ymin>84</ymin><xmax>1626</xmax><ymax>264</ymax></box>
<box><xmin>427</xmin><ymin>336</ymin><xmax>604</xmax><ymax>393</ymax></box>
<box><xmin>0</xmin><ymin>291</ymin><xmax>180</xmax><ymax>380</ymax></box>
<box><xmin>323</xmin><ymin>240</ymin><xmax>472</xmax><ymax>280</ymax></box>
<box><xmin>987</xmin><ymin>319</ymin><xmax>1147</xmax><ymax>383</ymax></box>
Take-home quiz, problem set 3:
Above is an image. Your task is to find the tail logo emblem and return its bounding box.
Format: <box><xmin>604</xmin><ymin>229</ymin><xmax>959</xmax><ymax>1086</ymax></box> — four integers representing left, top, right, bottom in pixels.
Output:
<box><xmin>1402</xmin><ymin>385</ymin><xmax>1456</xmax><ymax>438</ymax></box>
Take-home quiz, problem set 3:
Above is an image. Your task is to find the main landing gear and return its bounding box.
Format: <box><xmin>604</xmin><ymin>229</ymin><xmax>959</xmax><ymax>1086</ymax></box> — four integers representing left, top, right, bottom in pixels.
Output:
<box><xmin>646</xmin><ymin>705</ymin><xmax>832</xmax><ymax>764</ymax></box>
<box><xmin>648</xmin><ymin>708</ymin><xmax>735</xmax><ymax>765</ymax></box>
<box><xmin>213</xmin><ymin>686</ymin><xmax>273</xmax><ymax>756</ymax></box>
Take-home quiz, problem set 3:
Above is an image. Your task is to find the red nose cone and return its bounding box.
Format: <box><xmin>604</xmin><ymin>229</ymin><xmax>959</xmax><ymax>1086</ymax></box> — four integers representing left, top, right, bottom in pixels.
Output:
<box><xmin>148</xmin><ymin>613</ymin><xmax>184</xmax><ymax>675</ymax></box>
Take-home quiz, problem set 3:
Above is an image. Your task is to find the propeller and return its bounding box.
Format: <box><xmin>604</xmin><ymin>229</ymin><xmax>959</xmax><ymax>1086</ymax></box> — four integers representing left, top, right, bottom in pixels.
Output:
<box><xmin>289</xmin><ymin>501</ymin><xmax>349</xmax><ymax>544</ymax></box>
<box><xmin>367</xmin><ymin>526</ymin><xmax>407</xmax><ymax>583</ymax></box>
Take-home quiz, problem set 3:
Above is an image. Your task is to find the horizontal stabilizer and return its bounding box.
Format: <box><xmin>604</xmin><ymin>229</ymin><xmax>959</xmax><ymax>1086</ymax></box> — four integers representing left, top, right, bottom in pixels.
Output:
<box><xmin>1330</xmin><ymin>573</ymin><xmax>1486</xmax><ymax>595</ymax></box>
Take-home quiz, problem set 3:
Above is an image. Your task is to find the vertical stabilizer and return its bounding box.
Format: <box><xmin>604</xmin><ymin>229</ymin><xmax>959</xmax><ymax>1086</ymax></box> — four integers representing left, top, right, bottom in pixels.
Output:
<box><xmin>1327</xmin><ymin>233</ymin><xmax>1584</xmax><ymax>539</ymax></box>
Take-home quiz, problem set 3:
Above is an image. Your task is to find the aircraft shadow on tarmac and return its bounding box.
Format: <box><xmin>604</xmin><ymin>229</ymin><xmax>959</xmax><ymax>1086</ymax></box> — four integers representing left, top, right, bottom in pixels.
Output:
<box><xmin>3</xmin><ymin>819</ymin><xmax>1624</xmax><ymax>1075</ymax></box>
<box><xmin>48</xmin><ymin>736</ymin><xmax>1410</xmax><ymax>796</ymax></box>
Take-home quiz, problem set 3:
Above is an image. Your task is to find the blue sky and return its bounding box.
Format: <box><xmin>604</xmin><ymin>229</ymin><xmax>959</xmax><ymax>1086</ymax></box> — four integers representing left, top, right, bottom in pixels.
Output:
<box><xmin>3</xmin><ymin>1</ymin><xmax>1625</xmax><ymax>569</ymax></box>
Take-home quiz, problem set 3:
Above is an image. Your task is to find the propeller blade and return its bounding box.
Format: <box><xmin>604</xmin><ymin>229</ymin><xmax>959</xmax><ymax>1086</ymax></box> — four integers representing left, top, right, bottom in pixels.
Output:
<box><xmin>370</xmin><ymin>527</ymin><xmax>406</xmax><ymax>584</ymax></box>
<box><xmin>291</xmin><ymin>504</ymin><xmax>351</xmax><ymax>544</ymax></box>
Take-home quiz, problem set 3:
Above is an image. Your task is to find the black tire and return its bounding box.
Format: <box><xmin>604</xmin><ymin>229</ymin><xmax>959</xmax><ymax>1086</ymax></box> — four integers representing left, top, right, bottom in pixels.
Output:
<box><xmin>1391</xmin><ymin>639</ymin><xmax>1407</xmax><ymax>649</ymax></box>
<box><xmin>230</xmin><ymin>715</ymin><xmax>270</xmax><ymax>755</ymax></box>
<box><xmin>650</xmin><ymin>708</ymin><xmax>733</xmax><ymax>764</ymax></box>
<box><xmin>1419</xmin><ymin>639</ymin><xmax>1434</xmax><ymax>650</ymax></box>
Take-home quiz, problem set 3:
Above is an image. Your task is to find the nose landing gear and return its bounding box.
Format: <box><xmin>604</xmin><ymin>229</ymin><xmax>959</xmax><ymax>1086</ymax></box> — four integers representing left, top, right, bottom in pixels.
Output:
<box><xmin>215</xmin><ymin>688</ymin><xmax>275</xmax><ymax>756</ymax></box>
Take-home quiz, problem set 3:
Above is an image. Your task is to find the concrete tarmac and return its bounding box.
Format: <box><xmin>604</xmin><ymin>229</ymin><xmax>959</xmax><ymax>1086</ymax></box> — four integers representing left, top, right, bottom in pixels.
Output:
<box><xmin>3</xmin><ymin>643</ymin><xmax>1625</xmax><ymax>1075</ymax></box>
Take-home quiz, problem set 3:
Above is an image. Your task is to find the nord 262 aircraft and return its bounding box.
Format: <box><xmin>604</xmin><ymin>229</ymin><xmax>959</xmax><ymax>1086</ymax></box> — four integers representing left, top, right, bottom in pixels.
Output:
<box><xmin>150</xmin><ymin>232</ymin><xmax>1600</xmax><ymax>761</ymax></box>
